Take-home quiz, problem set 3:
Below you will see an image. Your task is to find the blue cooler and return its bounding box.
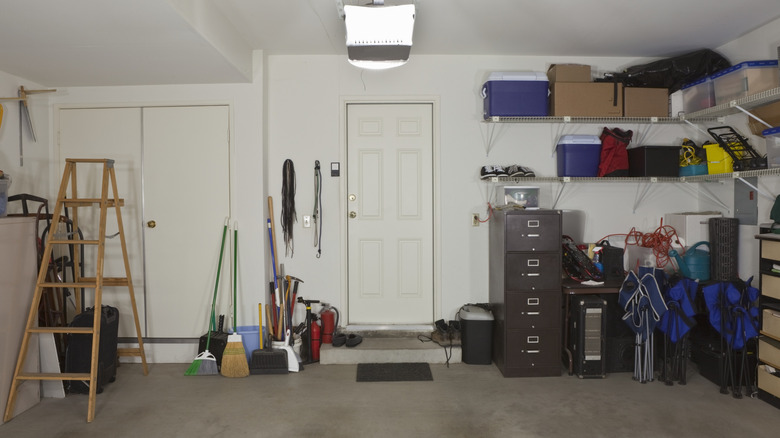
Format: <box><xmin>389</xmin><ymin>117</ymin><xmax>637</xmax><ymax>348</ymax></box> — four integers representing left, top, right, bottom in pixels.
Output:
<box><xmin>556</xmin><ymin>135</ymin><xmax>602</xmax><ymax>177</ymax></box>
<box><xmin>482</xmin><ymin>72</ymin><xmax>549</xmax><ymax>119</ymax></box>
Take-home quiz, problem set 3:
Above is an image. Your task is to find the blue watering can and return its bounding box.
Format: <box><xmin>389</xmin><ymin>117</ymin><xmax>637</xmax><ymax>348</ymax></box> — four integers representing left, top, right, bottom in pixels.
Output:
<box><xmin>669</xmin><ymin>241</ymin><xmax>710</xmax><ymax>281</ymax></box>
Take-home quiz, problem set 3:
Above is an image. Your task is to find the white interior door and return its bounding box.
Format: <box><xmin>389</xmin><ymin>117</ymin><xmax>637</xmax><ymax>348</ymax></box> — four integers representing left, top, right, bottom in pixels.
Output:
<box><xmin>58</xmin><ymin>105</ymin><xmax>230</xmax><ymax>338</ymax></box>
<box><xmin>347</xmin><ymin>103</ymin><xmax>434</xmax><ymax>325</ymax></box>
<box><xmin>58</xmin><ymin>108</ymin><xmax>144</xmax><ymax>337</ymax></box>
<box><xmin>142</xmin><ymin>106</ymin><xmax>230</xmax><ymax>338</ymax></box>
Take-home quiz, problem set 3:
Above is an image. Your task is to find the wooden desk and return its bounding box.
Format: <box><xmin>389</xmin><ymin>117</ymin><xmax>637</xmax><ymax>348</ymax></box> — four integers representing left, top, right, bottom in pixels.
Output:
<box><xmin>562</xmin><ymin>279</ymin><xmax>622</xmax><ymax>375</ymax></box>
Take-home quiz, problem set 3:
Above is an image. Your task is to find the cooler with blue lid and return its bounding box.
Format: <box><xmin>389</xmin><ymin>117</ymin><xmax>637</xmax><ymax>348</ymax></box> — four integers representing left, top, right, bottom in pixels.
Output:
<box><xmin>556</xmin><ymin>135</ymin><xmax>602</xmax><ymax>177</ymax></box>
<box><xmin>763</xmin><ymin>126</ymin><xmax>780</xmax><ymax>168</ymax></box>
<box><xmin>482</xmin><ymin>71</ymin><xmax>549</xmax><ymax>119</ymax></box>
<box><xmin>711</xmin><ymin>60</ymin><xmax>779</xmax><ymax>105</ymax></box>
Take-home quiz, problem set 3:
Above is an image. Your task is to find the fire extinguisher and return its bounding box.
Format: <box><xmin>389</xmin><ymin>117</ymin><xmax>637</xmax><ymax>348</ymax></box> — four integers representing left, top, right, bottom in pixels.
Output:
<box><xmin>320</xmin><ymin>307</ymin><xmax>337</xmax><ymax>344</ymax></box>
<box><xmin>310</xmin><ymin>316</ymin><xmax>321</xmax><ymax>362</ymax></box>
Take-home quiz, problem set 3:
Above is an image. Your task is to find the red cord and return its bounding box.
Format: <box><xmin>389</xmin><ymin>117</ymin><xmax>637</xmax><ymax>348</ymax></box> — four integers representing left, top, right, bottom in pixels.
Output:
<box><xmin>597</xmin><ymin>223</ymin><xmax>683</xmax><ymax>269</ymax></box>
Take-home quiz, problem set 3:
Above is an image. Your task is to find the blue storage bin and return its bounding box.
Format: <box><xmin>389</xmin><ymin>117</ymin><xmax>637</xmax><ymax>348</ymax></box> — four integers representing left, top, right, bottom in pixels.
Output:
<box><xmin>482</xmin><ymin>72</ymin><xmax>549</xmax><ymax>119</ymax></box>
<box><xmin>556</xmin><ymin>135</ymin><xmax>602</xmax><ymax>177</ymax></box>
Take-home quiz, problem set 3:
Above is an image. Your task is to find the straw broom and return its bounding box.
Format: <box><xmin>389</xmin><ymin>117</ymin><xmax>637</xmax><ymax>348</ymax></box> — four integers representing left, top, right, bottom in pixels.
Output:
<box><xmin>186</xmin><ymin>220</ymin><xmax>229</xmax><ymax>376</ymax></box>
<box><xmin>221</xmin><ymin>222</ymin><xmax>250</xmax><ymax>377</ymax></box>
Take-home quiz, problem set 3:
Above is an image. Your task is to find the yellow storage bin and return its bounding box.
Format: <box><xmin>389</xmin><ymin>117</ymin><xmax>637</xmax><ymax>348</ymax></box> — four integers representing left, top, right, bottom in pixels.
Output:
<box><xmin>704</xmin><ymin>143</ymin><xmax>733</xmax><ymax>174</ymax></box>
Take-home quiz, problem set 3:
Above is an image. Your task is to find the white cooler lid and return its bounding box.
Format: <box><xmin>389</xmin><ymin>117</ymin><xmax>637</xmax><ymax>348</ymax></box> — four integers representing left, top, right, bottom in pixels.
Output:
<box><xmin>486</xmin><ymin>71</ymin><xmax>547</xmax><ymax>82</ymax></box>
<box><xmin>557</xmin><ymin>134</ymin><xmax>601</xmax><ymax>145</ymax></box>
<box><xmin>458</xmin><ymin>305</ymin><xmax>494</xmax><ymax>321</ymax></box>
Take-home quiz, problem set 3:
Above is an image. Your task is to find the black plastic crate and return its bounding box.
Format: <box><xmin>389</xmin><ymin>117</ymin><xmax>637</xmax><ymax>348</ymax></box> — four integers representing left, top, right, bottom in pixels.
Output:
<box><xmin>628</xmin><ymin>146</ymin><xmax>681</xmax><ymax>177</ymax></box>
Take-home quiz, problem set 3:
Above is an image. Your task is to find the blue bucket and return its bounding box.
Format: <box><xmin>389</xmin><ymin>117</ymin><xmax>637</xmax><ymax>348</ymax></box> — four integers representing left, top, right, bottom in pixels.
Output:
<box><xmin>679</xmin><ymin>163</ymin><xmax>708</xmax><ymax>176</ymax></box>
<box><xmin>230</xmin><ymin>325</ymin><xmax>265</xmax><ymax>363</ymax></box>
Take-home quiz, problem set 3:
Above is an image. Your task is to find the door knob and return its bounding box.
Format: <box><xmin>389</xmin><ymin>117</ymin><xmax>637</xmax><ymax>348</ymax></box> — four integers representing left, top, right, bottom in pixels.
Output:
<box><xmin>349</xmin><ymin>211</ymin><xmax>357</xmax><ymax>219</ymax></box>
<box><xmin>147</xmin><ymin>220</ymin><xmax>156</xmax><ymax>228</ymax></box>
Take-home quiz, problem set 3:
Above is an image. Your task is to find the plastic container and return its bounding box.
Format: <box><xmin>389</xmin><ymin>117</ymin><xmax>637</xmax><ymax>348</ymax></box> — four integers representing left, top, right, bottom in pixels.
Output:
<box><xmin>679</xmin><ymin>163</ymin><xmax>708</xmax><ymax>176</ymax></box>
<box><xmin>0</xmin><ymin>179</ymin><xmax>9</xmax><ymax>217</ymax></box>
<box><xmin>458</xmin><ymin>305</ymin><xmax>493</xmax><ymax>365</ymax></box>
<box><xmin>503</xmin><ymin>186</ymin><xmax>539</xmax><ymax>208</ymax></box>
<box><xmin>681</xmin><ymin>77</ymin><xmax>715</xmax><ymax>113</ymax></box>
<box><xmin>627</xmin><ymin>146</ymin><xmax>681</xmax><ymax>177</ymax></box>
<box><xmin>482</xmin><ymin>71</ymin><xmax>549</xmax><ymax>119</ymax></box>
<box><xmin>231</xmin><ymin>325</ymin><xmax>265</xmax><ymax>363</ymax></box>
<box><xmin>762</xmin><ymin>126</ymin><xmax>780</xmax><ymax>168</ymax></box>
<box><xmin>556</xmin><ymin>135</ymin><xmax>602</xmax><ymax>177</ymax></box>
<box><xmin>704</xmin><ymin>143</ymin><xmax>733</xmax><ymax>174</ymax></box>
<box><xmin>711</xmin><ymin>60</ymin><xmax>779</xmax><ymax>105</ymax></box>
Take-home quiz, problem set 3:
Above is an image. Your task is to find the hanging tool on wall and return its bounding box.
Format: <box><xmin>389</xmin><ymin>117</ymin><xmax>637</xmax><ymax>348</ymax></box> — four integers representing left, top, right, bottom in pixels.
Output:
<box><xmin>281</xmin><ymin>159</ymin><xmax>297</xmax><ymax>257</ymax></box>
<box><xmin>0</xmin><ymin>86</ymin><xmax>56</xmax><ymax>166</ymax></box>
<box><xmin>313</xmin><ymin>160</ymin><xmax>323</xmax><ymax>258</ymax></box>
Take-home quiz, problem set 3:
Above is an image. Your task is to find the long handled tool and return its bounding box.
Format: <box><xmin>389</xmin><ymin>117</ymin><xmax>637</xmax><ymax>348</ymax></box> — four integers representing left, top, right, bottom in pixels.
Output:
<box><xmin>186</xmin><ymin>219</ymin><xmax>229</xmax><ymax>376</ymax></box>
<box><xmin>221</xmin><ymin>222</ymin><xmax>250</xmax><ymax>377</ymax></box>
<box><xmin>267</xmin><ymin>218</ymin><xmax>280</xmax><ymax>339</ymax></box>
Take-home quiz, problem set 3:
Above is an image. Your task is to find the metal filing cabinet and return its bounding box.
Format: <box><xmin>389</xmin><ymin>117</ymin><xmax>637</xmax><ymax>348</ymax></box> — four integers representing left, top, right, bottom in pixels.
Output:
<box><xmin>490</xmin><ymin>209</ymin><xmax>562</xmax><ymax>377</ymax></box>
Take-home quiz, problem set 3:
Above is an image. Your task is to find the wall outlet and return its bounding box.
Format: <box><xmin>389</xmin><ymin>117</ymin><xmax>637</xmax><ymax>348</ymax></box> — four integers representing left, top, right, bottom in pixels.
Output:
<box><xmin>472</xmin><ymin>214</ymin><xmax>480</xmax><ymax>227</ymax></box>
<box><xmin>303</xmin><ymin>215</ymin><xmax>311</xmax><ymax>228</ymax></box>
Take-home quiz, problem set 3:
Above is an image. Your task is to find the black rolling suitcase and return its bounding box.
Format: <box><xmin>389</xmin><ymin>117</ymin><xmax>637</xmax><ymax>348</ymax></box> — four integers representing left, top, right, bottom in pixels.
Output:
<box><xmin>65</xmin><ymin>305</ymin><xmax>119</xmax><ymax>394</ymax></box>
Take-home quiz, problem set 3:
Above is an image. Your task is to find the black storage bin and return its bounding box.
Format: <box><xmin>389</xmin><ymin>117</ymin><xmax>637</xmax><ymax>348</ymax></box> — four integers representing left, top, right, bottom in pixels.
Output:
<box><xmin>65</xmin><ymin>305</ymin><xmax>119</xmax><ymax>394</ymax></box>
<box><xmin>459</xmin><ymin>305</ymin><xmax>494</xmax><ymax>365</ymax></box>
<box><xmin>709</xmin><ymin>217</ymin><xmax>739</xmax><ymax>281</ymax></box>
<box><xmin>628</xmin><ymin>146</ymin><xmax>681</xmax><ymax>177</ymax></box>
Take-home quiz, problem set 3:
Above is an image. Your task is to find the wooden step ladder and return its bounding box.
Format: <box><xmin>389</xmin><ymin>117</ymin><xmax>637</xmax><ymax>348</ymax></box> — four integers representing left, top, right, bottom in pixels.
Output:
<box><xmin>4</xmin><ymin>158</ymin><xmax>148</xmax><ymax>423</ymax></box>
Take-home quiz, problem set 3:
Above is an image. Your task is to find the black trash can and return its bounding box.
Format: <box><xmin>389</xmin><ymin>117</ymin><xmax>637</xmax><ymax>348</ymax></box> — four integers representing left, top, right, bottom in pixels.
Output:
<box><xmin>458</xmin><ymin>305</ymin><xmax>494</xmax><ymax>365</ymax></box>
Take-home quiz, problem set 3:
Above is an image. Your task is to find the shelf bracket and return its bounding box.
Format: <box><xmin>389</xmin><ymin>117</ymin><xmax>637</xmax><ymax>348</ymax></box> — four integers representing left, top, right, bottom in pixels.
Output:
<box><xmin>480</xmin><ymin>118</ymin><xmax>507</xmax><ymax>157</ymax></box>
<box><xmin>632</xmin><ymin>179</ymin><xmax>657</xmax><ymax>213</ymax></box>
<box><xmin>676</xmin><ymin>180</ymin><xmax>731</xmax><ymax>212</ymax></box>
<box><xmin>551</xmin><ymin>178</ymin><xmax>569</xmax><ymax>209</ymax></box>
<box><xmin>733</xmin><ymin>104</ymin><xmax>773</xmax><ymax>130</ymax></box>
<box><xmin>682</xmin><ymin>119</ymin><xmax>711</xmax><ymax>137</ymax></box>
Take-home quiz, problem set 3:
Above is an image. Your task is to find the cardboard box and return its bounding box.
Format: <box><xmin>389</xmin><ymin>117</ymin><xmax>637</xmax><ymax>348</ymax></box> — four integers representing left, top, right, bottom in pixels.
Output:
<box><xmin>748</xmin><ymin>100</ymin><xmax>780</xmax><ymax>136</ymax></box>
<box><xmin>547</xmin><ymin>64</ymin><xmax>591</xmax><ymax>83</ymax></box>
<box><xmin>551</xmin><ymin>82</ymin><xmax>623</xmax><ymax>117</ymax></box>
<box><xmin>624</xmin><ymin>87</ymin><xmax>669</xmax><ymax>117</ymax></box>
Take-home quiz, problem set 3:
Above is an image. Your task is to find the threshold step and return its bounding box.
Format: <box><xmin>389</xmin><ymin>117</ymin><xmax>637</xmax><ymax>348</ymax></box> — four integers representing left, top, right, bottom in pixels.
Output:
<box><xmin>319</xmin><ymin>336</ymin><xmax>461</xmax><ymax>365</ymax></box>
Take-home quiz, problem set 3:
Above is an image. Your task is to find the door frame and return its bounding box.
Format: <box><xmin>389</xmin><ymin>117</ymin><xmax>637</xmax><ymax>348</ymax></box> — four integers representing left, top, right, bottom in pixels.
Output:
<box><xmin>339</xmin><ymin>96</ymin><xmax>441</xmax><ymax>329</ymax></box>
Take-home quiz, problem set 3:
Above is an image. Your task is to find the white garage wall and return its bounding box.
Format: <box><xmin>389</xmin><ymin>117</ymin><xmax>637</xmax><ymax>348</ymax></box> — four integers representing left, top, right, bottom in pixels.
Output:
<box><xmin>265</xmin><ymin>54</ymin><xmax>733</xmax><ymax>322</ymax></box>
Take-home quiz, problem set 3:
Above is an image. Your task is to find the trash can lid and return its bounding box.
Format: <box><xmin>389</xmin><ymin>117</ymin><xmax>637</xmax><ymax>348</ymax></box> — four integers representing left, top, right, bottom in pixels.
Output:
<box><xmin>458</xmin><ymin>305</ymin><xmax>493</xmax><ymax>321</ymax></box>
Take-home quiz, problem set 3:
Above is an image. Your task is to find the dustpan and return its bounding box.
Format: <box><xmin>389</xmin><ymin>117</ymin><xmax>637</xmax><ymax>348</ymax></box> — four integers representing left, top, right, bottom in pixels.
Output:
<box><xmin>249</xmin><ymin>303</ymin><xmax>288</xmax><ymax>374</ymax></box>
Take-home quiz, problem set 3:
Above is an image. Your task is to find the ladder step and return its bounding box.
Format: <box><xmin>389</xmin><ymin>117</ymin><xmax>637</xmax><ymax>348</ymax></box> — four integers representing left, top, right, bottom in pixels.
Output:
<box><xmin>82</xmin><ymin>277</ymin><xmax>130</xmax><ymax>287</ymax></box>
<box><xmin>39</xmin><ymin>277</ymin><xmax>129</xmax><ymax>288</ymax></box>
<box><xmin>117</xmin><ymin>348</ymin><xmax>143</xmax><ymax>357</ymax></box>
<box><xmin>61</xmin><ymin>198</ymin><xmax>124</xmax><ymax>207</ymax></box>
<box><xmin>47</xmin><ymin>239</ymin><xmax>100</xmax><ymax>245</ymax></box>
<box><xmin>17</xmin><ymin>372</ymin><xmax>91</xmax><ymax>381</ymax></box>
<box><xmin>29</xmin><ymin>327</ymin><xmax>94</xmax><ymax>334</ymax></box>
<box><xmin>40</xmin><ymin>282</ymin><xmax>97</xmax><ymax>289</ymax></box>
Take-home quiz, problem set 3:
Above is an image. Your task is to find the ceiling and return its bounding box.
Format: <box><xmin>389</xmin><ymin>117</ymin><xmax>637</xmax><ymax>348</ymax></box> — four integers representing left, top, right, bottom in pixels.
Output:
<box><xmin>1</xmin><ymin>0</ymin><xmax>779</xmax><ymax>87</ymax></box>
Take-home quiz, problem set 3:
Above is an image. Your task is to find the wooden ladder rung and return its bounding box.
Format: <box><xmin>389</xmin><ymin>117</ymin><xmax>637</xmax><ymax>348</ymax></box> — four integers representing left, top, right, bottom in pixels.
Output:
<box><xmin>39</xmin><ymin>282</ymin><xmax>98</xmax><ymax>289</ymax></box>
<box><xmin>17</xmin><ymin>373</ymin><xmax>91</xmax><ymax>381</ymax></box>
<box><xmin>62</xmin><ymin>198</ymin><xmax>124</xmax><ymax>207</ymax></box>
<box><xmin>81</xmin><ymin>277</ymin><xmax>130</xmax><ymax>287</ymax></box>
<box><xmin>29</xmin><ymin>327</ymin><xmax>94</xmax><ymax>334</ymax></box>
<box><xmin>117</xmin><ymin>348</ymin><xmax>143</xmax><ymax>357</ymax></box>
<box><xmin>47</xmin><ymin>239</ymin><xmax>100</xmax><ymax>245</ymax></box>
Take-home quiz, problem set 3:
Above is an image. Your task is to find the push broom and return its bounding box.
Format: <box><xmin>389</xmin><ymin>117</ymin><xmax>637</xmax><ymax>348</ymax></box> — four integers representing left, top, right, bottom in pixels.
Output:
<box><xmin>221</xmin><ymin>221</ymin><xmax>250</xmax><ymax>377</ymax></box>
<box><xmin>186</xmin><ymin>219</ymin><xmax>229</xmax><ymax>376</ymax></box>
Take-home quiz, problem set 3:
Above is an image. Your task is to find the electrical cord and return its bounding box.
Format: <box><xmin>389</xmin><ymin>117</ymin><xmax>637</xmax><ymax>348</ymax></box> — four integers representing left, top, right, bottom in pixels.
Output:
<box><xmin>313</xmin><ymin>160</ymin><xmax>323</xmax><ymax>258</ymax></box>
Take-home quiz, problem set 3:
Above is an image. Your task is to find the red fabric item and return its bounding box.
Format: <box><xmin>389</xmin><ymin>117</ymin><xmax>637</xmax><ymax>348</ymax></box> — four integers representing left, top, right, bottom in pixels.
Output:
<box><xmin>598</xmin><ymin>127</ymin><xmax>633</xmax><ymax>177</ymax></box>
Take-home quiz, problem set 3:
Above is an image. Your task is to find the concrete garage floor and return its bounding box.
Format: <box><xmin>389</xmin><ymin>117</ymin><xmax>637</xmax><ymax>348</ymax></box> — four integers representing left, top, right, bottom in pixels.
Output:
<box><xmin>2</xmin><ymin>362</ymin><xmax>780</xmax><ymax>438</ymax></box>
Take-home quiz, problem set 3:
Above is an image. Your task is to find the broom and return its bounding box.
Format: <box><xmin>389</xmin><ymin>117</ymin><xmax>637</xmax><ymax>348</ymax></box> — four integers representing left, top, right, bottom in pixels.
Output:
<box><xmin>185</xmin><ymin>219</ymin><xmax>229</xmax><ymax>376</ymax></box>
<box><xmin>221</xmin><ymin>222</ymin><xmax>250</xmax><ymax>377</ymax></box>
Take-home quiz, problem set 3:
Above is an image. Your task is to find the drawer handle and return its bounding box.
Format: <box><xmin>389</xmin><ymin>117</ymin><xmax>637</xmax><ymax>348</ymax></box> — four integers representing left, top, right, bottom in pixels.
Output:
<box><xmin>527</xmin><ymin>350</ymin><xmax>540</xmax><ymax>354</ymax></box>
<box><xmin>528</xmin><ymin>233</ymin><xmax>540</xmax><ymax>238</ymax></box>
<box><xmin>527</xmin><ymin>220</ymin><xmax>539</xmax><ymax>227</ymax></box>
<box><xmin>527</xmin><ymin>311</ymin><xmax>540</xmax><ymax>316</ymax></box>
<box><xmin>527</xmin><ymin>259</ymin><xmax>539</xmax><ymax>266</ymax></box>
<box><xmin>527</xmin><ymin>298</ymin><xmax>539</xmax><ymax>305</ymax></box>
<box><xmin>527</xmin><ymin>336</ymin><xmax>539</xmax><ymax>343</ymax></box>
<box><xmin>527</xmin><ymin>273</ymin><xmax>540</xmax><ymax>277</ymax></box>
